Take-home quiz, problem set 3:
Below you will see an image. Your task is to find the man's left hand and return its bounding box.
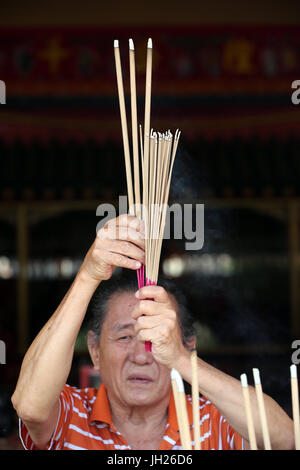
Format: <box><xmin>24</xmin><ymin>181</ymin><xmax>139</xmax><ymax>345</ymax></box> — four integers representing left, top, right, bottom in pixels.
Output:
<box><xmin>131</xmin><ymin>285</ymin><xmax>188</xmax><ymax>369</ymax></box>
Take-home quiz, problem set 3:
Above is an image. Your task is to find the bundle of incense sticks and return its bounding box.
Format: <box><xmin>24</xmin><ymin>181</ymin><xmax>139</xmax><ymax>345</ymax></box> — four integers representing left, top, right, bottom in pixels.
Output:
<box><xmin>171</xmin><ymin>363</ymin><xmax>300</xmax><ymax>450</ymax></box>
<box><xmin>114</xmin><ymin>38</ymin><xmax>181</xmax><ymax>351</ymax></box>
<box><xmin>240</xmin><ymin>365</ymin><xmax>300</xmax><ymax>450</ymax></box>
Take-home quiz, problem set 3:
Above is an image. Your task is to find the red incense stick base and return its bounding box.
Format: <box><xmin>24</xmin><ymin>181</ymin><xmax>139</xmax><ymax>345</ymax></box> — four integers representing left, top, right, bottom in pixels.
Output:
<box><xmin>137</xmin><ymin>266</ymin><xmax>155</xmax><ymax>352</ymax></box>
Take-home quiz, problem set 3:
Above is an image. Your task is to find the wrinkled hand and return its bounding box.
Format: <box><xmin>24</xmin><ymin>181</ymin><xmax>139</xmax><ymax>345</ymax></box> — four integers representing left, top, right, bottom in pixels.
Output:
<box><xmin>132</xmin><ymin>285</ymin><xmax>189</xmax><ymax>370</ymax></box>
<box><xmin>81</xmin><ymin>215</ymin><xmax>145</xmax><ymax>282</ymax></box>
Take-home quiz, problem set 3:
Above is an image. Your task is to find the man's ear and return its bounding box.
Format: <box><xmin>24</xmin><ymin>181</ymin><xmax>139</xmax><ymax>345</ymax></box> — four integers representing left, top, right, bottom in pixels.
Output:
<box><xmin>87</xmin><ymin>330</ymin><xmax>101</xmax><ymax>371</ymax></box>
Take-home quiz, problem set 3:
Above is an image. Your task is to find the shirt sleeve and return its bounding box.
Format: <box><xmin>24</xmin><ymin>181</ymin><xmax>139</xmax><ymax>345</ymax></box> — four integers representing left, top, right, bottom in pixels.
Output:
<box><xmin>19</xmin><ymin>384</ymin><xmax>74</xmax><ymax>450</ymax></box>
<box><xmin>222</xmin><ymin>417</ymin><xmax>244</xmax><ymax>450</ymax></box>
<box><xmin>210</xmin><ymin>405</ymin><xmax>244</xmax><ymax>450</ymax></box>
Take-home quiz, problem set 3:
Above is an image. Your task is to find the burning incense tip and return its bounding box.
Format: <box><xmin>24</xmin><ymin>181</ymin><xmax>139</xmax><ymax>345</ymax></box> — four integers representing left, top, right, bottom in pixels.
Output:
<box><xmin>171</xmin><ymin>368</ymin><xmax>184</xmax><ymax>393</ymax></box>
<box><xmin>253</xmin><ymin>368</ymin><xmax>261</xmax><ymax>385</ymax></box>
<box><xmin>114</xmin><ymin>39</ymin><xmax>119</xmax><ymax>48</ymax></box>
<box><xmin>129</xmin><ymin>38</ymin><xmax>134</xmax><ymax>50</ymax></box>
<box><xmin>240</xmin><ymin>373</ymin><xmax>248</xmax><ymax>388</ymax></box>
<box><xmin>291</xmin><ymin>364</ymin><xmax>297</xmax><ymax>379</ymax></box>
<box><xmin>147</xmin><ymin>38</ymin><xmax>153</xmax><ymax>48</ymax></box>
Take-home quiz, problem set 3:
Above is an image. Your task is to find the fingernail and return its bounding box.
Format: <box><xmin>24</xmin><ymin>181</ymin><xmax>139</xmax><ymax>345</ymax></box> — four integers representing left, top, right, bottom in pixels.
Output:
<box><xmin>135</xmin><ymin>290</ymin><xmax>140</xmax><ymax>298</ymax></box>
<box><xmin>136</xmin><ymin>261</ymin><xmax>141</xmax><ymax>268</ymax></box>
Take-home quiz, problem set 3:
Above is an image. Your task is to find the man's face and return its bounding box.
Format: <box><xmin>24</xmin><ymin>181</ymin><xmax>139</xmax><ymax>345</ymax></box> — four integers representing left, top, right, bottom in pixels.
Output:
<box><xmin>91</xmin><ymin>291</ymin><xmax>172</xmax><ymax>409</ymax></box>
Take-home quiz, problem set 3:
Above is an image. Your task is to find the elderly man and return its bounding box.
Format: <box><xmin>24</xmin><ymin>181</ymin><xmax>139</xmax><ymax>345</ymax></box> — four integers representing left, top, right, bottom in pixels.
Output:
<box><xmin>12</xmin><ymin>215</ymin><xmax>294</xmax><ymax>450</ymax></box>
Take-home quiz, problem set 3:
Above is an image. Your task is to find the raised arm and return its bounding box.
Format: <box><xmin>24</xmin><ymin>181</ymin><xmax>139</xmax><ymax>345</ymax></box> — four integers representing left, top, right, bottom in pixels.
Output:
<box><xmin>11</xmin><ymin>215</ymin><xmax>145</xmax><ymax>448</ymax></box>
<box><xmin>177</xmin><ymin>354</ymin><xmax>294</xmax><ymax>450</ymax></box>
<box><xmin>133</xmin><ymin>284</ymin><xmax>294</xmax><ymax>450</ymax></box>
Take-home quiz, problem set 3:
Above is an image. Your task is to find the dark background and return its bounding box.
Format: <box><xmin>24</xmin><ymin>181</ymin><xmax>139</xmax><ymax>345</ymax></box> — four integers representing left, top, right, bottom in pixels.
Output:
<box><xmin>0</xmin><ymin>0</ymin><xmax>300</xmax><ymax>450</ymax></box>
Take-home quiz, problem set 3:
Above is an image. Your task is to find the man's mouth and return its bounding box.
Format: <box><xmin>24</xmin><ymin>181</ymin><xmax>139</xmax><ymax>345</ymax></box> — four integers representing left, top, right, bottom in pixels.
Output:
<box><xmin>127</xmin><ymin>374</ymin><xmax>153</xmax><ymax>384</ymax></box>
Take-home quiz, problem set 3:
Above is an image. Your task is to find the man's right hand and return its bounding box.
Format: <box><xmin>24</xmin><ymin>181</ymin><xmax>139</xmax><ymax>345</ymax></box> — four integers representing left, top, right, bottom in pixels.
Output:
<box><xmin>81</xmin><ymin>215</ymin><xmax>145</xmax><ymax>282</ymax></box>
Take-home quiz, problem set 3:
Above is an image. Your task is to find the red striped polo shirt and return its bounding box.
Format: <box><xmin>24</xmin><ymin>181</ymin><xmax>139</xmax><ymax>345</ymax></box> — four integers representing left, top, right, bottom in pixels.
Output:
<box><xmin>20</xmin><ymin>383</ymin><xmax>244</xmax><ymax>450</ymax></box>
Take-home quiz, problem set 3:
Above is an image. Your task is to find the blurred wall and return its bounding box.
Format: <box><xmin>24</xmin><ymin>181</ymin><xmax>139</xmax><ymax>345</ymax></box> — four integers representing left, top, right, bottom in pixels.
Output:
<box><xmin>0</xmin><ymin>1</ymin><xmax>299</xmax><ymax>449</ymax></box>
<box><xmin>1</xmin><ymin>0</ymin><xmax>300</xmax><ymax>26</ymax></box>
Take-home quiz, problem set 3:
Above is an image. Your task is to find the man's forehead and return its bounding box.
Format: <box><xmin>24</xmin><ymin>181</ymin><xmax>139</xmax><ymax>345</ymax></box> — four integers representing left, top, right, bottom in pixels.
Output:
<box><xmin>105</xmin><ymin>290</ymin><xmax>138</xmax><ymax>326</ymax></box>
<box><xmin>112</xmin><ymin>321</ymin><xmax>135</xmax><ymax>332</ymax></box>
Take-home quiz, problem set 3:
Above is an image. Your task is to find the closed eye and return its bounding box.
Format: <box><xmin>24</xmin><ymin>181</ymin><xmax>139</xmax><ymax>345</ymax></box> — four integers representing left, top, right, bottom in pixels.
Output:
<box><xmin>118</xmin><ymin>335</ymin><xmax>132</xmax><ymax>341</ymax></box>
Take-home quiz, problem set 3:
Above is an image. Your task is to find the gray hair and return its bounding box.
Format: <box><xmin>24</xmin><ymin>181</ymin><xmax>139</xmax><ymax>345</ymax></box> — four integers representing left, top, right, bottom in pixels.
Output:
<box><xmin>87</xmin><ymin>276</ymin><xmax>196</xmax><ymax>348</ymax></box>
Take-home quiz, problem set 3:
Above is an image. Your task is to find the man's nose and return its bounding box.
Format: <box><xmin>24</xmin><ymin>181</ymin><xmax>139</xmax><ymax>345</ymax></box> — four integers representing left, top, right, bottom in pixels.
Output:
<box><xmin>129</xmin><ymin>337</ymin><xmax>153</xmax><ymax>365</ymax></box>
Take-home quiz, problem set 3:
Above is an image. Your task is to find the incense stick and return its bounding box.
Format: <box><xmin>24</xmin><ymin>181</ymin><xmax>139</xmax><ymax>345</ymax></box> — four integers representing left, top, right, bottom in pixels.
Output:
<box><xmin>142</xmin><ymin>38</ymin><xmax>152</xmax><ymax>242</ymax></box>
<box><xmin>144</xmin><ymin>38</ymin><xmax>152</xmax><ymax>153</ymax></box>
<box><xmin>139</xmin><ymin>124</ymin><xmax>144</xmax><ymax>180</ymax></box>
<box><xmin>129</xmin><ymin>38</ymin><xmax>141</xmax><ymax>218</ymax></box>
<box><xmin>191</xmin><ymin>349</ymin><xmax>201</xmax><ymax>450</ymax></box>
<box><xmin>113</xmin><ymin>40</ymin><xmax>134</xmax><ymax>214</ymax></box>
<box><xmin>240</xmin><ymin>373</ymin><xmax>257</xmax><ymax>450</ymax></box>
<box><xmin>291</xmin><ymin>364</ymin><xmax>300</xmax><ymax>450</ymax></box>
<box><xmin>171</xmin><ymin>368</ymin><xmax>192</xmax><ymax>450</ymax></box>
<box><xmin>252</xmin><ymin>368</ymin><xmax>271</xmax><ymax>450</ymax></box>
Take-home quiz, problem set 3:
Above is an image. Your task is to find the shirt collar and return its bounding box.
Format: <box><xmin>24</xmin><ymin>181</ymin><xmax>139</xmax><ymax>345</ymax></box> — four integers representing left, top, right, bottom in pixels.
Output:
<box><xmin>90</xmin><ymin>383</ymin><xmax>193</xmax><ymax>433</ymax></box>
<box><xmin>89</xmin><ymin>383</ymin><xmax>115</xmax><ymax>429</ymax></box>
